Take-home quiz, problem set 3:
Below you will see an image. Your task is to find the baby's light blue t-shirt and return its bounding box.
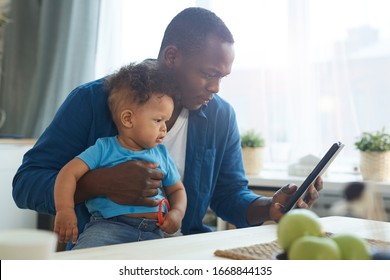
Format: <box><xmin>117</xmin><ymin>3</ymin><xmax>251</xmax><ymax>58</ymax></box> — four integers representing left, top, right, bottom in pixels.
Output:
<box><xmin>77</xmin><ymin>136</ymin><xmax>180</xmax><ymax>218</ymax></box>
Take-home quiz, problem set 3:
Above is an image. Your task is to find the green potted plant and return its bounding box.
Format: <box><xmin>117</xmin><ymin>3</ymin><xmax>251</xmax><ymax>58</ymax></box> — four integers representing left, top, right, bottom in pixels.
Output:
<box><xmin>241</xmin><ymin>130</ymin><xmax>265</xmax><ymax>175</ymax></box>
<box><xmin>355</xmin><ymin>128</ymin><xmax>390</xmax><ymax>181</ymax></box>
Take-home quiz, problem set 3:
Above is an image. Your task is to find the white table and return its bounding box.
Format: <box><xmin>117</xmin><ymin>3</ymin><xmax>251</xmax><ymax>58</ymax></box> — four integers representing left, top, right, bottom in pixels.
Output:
<box><xmin>53</xmin><ymin>216</ymin><xmax>390</xmax><ymax>260</ymax></box>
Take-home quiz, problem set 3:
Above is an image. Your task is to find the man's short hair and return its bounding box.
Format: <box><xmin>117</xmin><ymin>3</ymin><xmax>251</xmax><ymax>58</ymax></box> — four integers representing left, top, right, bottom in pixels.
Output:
<box><xmin>159</xmin><ymin>7</ymin><xmax>234</xmax><ymax>56</ymax></box>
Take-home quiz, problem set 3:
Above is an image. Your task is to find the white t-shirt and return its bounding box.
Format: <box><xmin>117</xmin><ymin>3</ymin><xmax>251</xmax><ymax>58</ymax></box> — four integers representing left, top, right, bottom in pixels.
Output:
<box><xmin>163</xmin><ymin>108</ymin><xmax>189</xmax><ymax>180</ymax></box>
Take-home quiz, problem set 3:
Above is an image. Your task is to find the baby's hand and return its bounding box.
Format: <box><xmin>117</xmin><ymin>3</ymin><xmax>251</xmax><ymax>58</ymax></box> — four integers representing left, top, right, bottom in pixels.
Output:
<box><xmin>54</xmin><ymin>208</ymin><xmax>78</xmax><ymax>244</ymax></box>
<box><xmin>158</xmin><ymin>209</ymin><xmax>182</xmax><ymax>234</ymax></box>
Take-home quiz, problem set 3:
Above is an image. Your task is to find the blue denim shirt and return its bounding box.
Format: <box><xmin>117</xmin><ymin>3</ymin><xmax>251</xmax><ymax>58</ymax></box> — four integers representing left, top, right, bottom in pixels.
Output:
<box><xmin>12</xmin><ymin>78</ymin><xmax>261</xmax><ymax>236</ymax></box>
<box><xmin>182</xmin><ymin>96</ymin><xmax>261</xmax><ymax>234</ymax></box>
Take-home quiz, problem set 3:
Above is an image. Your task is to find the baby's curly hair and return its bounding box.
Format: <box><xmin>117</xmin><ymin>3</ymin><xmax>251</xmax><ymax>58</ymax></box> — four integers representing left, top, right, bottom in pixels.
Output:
<box><xmin>105</xmin><ymin>61</ymin><xmax>177</xmax><ymax>117</ymax></box>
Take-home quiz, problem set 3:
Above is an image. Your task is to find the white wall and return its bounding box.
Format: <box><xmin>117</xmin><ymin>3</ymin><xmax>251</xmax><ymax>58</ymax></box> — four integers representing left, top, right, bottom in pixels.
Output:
<box><xmin>0</xmin><ymin>143</ymin><xmax>37</xmax><ymax>229</ymax></box>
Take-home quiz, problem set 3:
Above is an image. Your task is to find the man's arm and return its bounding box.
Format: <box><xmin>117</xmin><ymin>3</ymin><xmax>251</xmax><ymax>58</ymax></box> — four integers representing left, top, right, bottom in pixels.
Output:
<box><xmin>13</xmin><ymin>85</ymin><xmax>101</xmax><ymax>214</ymax></box>
<box><xmin>246</xmin><ymin>178</ymin><xmax>323</xmax><ymax>225</ymax></box>
<box><xmin>246</xmin><ymin>185</ymin><xmax>297</xmax><ymax>225</ymax></box>
<box><xmin>13</xmin><ymin>81</ymin><xmax>163</xmax><ymax>215</ymax></box>
<box><xmin>13</xmin><ymin>154</ymin><xmax>164</xmax><ymax>215</ymax></box>
<box><xmin>75</xmin><ymin>160</ymin><xmax>163</xmax><ymax>206</ymax></box>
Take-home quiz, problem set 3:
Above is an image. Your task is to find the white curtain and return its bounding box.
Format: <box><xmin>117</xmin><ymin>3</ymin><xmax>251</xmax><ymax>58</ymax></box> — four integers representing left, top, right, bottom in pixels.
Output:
<box><xmin>0</xmin><ymin>0</ymin><xmax>101</xmax><ymax>138</ymax></box>
<box><xmin>95</xmin><ymin>0</ymin><xmax>390</xmax><ymax>170</ymax></box>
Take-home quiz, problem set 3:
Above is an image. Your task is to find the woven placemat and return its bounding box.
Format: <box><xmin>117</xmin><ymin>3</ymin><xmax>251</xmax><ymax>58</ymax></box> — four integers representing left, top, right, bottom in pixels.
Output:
<box><xmin>215</xmin><ymin>240</ymin><xmax>281</xmax><ymax>260</ymax></box>
<box><xmin>214</xmin><ymin>233</ymin><xmax>390</xmax><ymax>260</ymax></box>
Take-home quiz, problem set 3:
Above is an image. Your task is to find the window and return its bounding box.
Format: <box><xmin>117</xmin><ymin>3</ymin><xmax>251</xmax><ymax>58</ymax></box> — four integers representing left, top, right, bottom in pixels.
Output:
<box><xmin>95</xmin><ymin>0</ymin><xmax>390</xmax><ymax>172</ymax></box>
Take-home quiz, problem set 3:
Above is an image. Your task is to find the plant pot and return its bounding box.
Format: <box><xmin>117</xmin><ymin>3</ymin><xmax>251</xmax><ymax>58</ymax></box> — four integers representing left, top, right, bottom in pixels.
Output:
<box><xmin>360</xmin><ymin>151</ymin><xmax>390</xmax><ymax>181</ymax></box>
<box><xmin>242</xmin><ymin>147</ymin><xmax>264</xmax><ymax>175</ymax></box>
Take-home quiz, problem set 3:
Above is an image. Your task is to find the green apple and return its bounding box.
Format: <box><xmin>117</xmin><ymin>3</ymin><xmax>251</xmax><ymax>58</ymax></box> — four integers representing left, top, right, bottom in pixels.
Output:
<box><xmin>330</xmin><ymin>233</ymin><xmax>371</xmax><ymax>260</ymax></box>
<box><xmin>277</xmin><ymin>209</ymin><xmax>324</xmax><ymax>251</ymax></box>
<box><xmin>289</xmin><ymin>236</ymin><xmax>342</xmax><ymax>260</ymax></box>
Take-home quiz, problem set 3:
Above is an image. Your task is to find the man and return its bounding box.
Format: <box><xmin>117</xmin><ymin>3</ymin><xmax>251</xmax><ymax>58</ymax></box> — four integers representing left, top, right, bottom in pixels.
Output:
<box><xmin>13</xmin><ymin>7</ymin><xmax>321</xmax><ymax>242</ymax></box>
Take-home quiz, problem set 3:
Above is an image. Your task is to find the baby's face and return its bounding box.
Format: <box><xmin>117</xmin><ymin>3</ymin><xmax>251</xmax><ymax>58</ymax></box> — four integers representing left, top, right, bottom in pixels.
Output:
<box><xmin>127</xmin><ymin>93</ymin><xmax>174</xmax><ymax>150</ymax></box>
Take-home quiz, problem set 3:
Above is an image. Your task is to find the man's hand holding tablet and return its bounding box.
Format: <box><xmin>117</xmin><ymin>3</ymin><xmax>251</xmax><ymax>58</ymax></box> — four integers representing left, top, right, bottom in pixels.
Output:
<box><xmin>281</xmin><ymin>142</ymin><xmax>345</xmax><ymax>213</ymax></box>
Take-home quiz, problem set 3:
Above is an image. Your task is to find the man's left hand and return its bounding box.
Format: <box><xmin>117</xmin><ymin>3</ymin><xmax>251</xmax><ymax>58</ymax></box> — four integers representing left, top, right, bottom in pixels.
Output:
<box><xmin>269</xmin><ymin>176</ymin><xmax>323</xmax><ymax>222</ymax></box>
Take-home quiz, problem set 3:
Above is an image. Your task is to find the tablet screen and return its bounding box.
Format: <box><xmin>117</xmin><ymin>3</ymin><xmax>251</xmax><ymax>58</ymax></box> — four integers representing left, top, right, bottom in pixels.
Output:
<box><xmin>282</xmin><ymin>142</ymin><xmax>344</xmax><ymax>213</ymax></box>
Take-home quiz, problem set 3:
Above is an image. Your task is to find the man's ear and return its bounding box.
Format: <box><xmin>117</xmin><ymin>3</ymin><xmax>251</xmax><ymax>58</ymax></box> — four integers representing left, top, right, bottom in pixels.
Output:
<box><xmin>121</xmin><ymin>109</ymin><xmax>134</xmax><ymax>128</ymax></box>
<box><xmin>163</xmin><ymin>45</ymin><xmax>181</xmax><ymax>68</ymax></box>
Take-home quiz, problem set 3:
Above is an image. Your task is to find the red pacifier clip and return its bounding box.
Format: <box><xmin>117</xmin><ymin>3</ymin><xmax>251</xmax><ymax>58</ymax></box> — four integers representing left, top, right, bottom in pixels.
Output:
<box><xmin>157</xmin><ymin>198</ymin><xmax>171</xmax><ymax>225</ymax></box>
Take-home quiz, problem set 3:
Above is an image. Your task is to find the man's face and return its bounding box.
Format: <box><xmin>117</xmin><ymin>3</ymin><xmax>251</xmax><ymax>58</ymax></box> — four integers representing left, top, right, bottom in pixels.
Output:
<box><xmin>172</xmin><ymin>35</ymin><xmax>235</xmax><ymax>111</ymax></box>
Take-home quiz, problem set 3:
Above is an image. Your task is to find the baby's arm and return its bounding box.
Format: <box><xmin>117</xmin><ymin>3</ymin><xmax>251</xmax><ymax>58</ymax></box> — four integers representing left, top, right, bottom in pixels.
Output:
<box><xmin>54</xmin><ymin>158</ymin><xmax>90</xmax><ymax>244</ymax></box>
<box><xmin>158</xmin><ymin>181</ymin><xmax>187</xmax><ymax>234</ymax></box>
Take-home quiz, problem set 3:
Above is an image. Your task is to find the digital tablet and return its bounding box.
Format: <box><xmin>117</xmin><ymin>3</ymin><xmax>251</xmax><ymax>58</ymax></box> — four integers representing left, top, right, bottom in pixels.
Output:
<box><xmin>282</xmin><ymin>142</ymin><xmax>345</xmax><ymax>213</ymax></box>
